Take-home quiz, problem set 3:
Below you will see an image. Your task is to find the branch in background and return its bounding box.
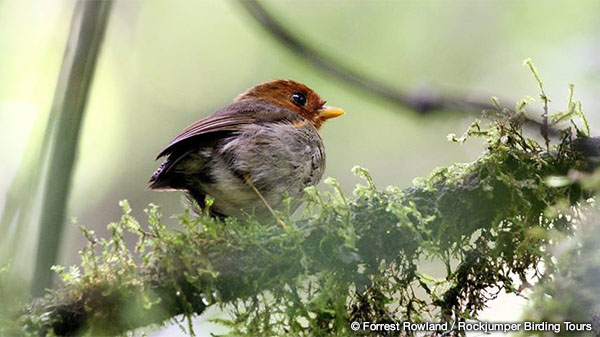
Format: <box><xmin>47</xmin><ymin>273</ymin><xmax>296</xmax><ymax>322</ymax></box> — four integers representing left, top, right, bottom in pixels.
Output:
<box><xmin>17</xmin><ymin>127</ymin><xmax>599</xmax><ymax>336</ymax></box>
<box><xmin>236</xmin><ymin>0</ymin><xmax>557</xmax><ymax>136</ymax></box>
<box><xmin>31</xmin><ymin>0</ymin><xmax>112</xmax><ymax>296</ymax></box>
<box><xmin>236</xmin><ymin>0</ymin><xmax>493</xmax><ymax>114</ymax></box>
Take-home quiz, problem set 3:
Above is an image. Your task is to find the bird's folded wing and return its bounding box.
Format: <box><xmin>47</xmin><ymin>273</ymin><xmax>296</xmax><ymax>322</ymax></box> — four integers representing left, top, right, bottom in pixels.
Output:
<box><xmin>156</xmin><ymin>101</ymin><xmax>299</xmax><ymax>159</ymax></box>
<box><xmin>156</xmin><ymin>114</ymin><xmax>256</xmax><ymax>158</ymax></box>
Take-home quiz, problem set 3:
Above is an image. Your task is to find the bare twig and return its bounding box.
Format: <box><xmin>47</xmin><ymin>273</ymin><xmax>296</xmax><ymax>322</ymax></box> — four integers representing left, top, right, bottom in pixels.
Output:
<box><xmin>236</xmin><ymin>0</ymin><xmax>559</xmax><ymax>137</ymax></box>
<box><xmin>236</xmin><ymin>0</ymin><xmax>496</xmax><ymax>114</ymax></box>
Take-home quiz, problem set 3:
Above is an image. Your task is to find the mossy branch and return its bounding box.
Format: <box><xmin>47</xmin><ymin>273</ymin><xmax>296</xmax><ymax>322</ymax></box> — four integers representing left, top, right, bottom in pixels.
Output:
<box><xmin>12</xmin><ymin>114</ymin><xmax>599</xmax><ymax>335</ymax></box>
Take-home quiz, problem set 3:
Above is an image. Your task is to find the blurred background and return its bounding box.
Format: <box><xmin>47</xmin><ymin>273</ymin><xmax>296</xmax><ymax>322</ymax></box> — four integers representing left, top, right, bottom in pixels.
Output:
<box><xmin>1</xmin><ymin>0</ymin><xmax>599</xmax><ymax>335</ymax></box>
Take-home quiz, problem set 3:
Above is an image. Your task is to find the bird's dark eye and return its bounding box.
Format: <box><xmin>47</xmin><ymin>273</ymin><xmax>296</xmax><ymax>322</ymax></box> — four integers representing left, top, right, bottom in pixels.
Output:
<box><xmin>291</xmin><ymin>92</ymin><xmax>307</xmax><ymax>106</ymax></box>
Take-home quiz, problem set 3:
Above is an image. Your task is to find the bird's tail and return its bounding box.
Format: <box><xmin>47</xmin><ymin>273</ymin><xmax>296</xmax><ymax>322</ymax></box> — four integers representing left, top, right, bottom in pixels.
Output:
<box><xmin>148</xmin><ymin>161</ymin><xmax>182</xmax><ymax>190</ymax></box>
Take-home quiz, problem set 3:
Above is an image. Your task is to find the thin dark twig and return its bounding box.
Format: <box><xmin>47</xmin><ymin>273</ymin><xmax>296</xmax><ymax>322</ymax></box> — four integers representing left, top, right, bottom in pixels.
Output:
<box><xmin>236</xmin><ymin>0</ymin><xmax>558</xmax><ymax>136</ymax></box>
<box><xmin>237</xmin><ymin>0</ymin><xmax>496</xmax><ymax>114</ymax></box>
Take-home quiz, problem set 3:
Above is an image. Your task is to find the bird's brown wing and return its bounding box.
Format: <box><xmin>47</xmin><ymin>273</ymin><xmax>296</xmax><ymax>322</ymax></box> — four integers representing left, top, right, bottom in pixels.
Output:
<box><xmin>149</xmin><ymin>113</ymin><xmax>256</xmax><ymax>189</ymax></box>
<box><xmin>149</xmin><ymin>100</ymin><xmax>300</xmax><ymax>189</ymax></box>
<box><xmin>156</xmin><ymin>113</ymin><xmax>255</xmax><ymax>159</ymax></box>
<box><xmin>156</xmin><ymin>99</ymin><xmax>299</xmax><ymax>159</ymax></box>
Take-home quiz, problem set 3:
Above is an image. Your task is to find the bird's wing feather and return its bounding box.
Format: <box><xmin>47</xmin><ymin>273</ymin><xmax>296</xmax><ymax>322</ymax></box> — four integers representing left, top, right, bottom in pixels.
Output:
<box><xmin>150</xmin><ymin>100</ymin><xmax>304</xmax><ymax>190</ymax></box>
<box><xmin>149</xmin><ymin>113</ymin><xmax>256</xmax><ymax>188</ymax></box>
<box><xmin>156</xmin><ymin>114</ymin><xmax>255</xmax><ymax>158</ymax></box>
<box><xmin>156</xmin><ymin>100</ymin><xmax>299</xmax><ymax>159</ymax></box>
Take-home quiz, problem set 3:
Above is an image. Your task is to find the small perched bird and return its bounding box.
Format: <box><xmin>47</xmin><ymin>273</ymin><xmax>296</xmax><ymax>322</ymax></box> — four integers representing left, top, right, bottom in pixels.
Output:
<box><xmin>148</xmin><ymin>79</ymin><xmax>345</xmax><ymax>220</ymax></box>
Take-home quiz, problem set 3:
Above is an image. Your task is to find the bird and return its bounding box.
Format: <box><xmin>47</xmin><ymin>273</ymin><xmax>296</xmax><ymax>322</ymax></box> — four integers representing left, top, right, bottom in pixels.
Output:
<box><xmin>148</xmin><ymin>79</ymin><xmax>345</xmax><ymax>221</ymax></box>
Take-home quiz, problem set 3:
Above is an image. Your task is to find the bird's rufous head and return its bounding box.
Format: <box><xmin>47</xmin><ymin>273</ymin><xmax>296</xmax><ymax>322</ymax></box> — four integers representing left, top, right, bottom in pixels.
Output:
<box><xmin>235</xmin><ymin>79</ymin><xmax>345</xmax><ymax>129</ymax></box>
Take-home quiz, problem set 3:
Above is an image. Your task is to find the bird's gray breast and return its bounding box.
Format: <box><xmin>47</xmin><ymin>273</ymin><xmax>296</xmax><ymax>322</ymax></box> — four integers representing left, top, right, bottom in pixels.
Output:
<box><xmin>226</xmin><ymin>121</ymin><xmax>324</xmax><ymax>191</ymax></box>
<box><xmin>204</xmin><ymin>120</ymin><xmax>325</xmax><ymax>217</ymax></box>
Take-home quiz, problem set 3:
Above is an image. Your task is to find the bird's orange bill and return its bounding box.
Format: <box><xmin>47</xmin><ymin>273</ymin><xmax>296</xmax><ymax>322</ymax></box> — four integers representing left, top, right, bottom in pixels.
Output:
<box><xmin>318</xmin><ymin>106</ymin><xmax>345</xmax><ymax>120</ymax></box>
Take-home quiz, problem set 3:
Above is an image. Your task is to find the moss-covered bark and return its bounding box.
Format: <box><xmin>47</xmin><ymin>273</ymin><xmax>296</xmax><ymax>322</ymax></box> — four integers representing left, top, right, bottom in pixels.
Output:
<box><xmin>8</xmin><ymin>113</ymin><xmax>598</xmax><ymax>336</ymax></box>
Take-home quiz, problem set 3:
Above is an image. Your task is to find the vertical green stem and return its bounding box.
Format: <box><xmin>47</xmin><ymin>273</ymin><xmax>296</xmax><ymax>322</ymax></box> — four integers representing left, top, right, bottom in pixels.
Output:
<box><xmin>31</xmin><ymin>0</ymin><xmax>112</xmax><ymax>296</ymax></box>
